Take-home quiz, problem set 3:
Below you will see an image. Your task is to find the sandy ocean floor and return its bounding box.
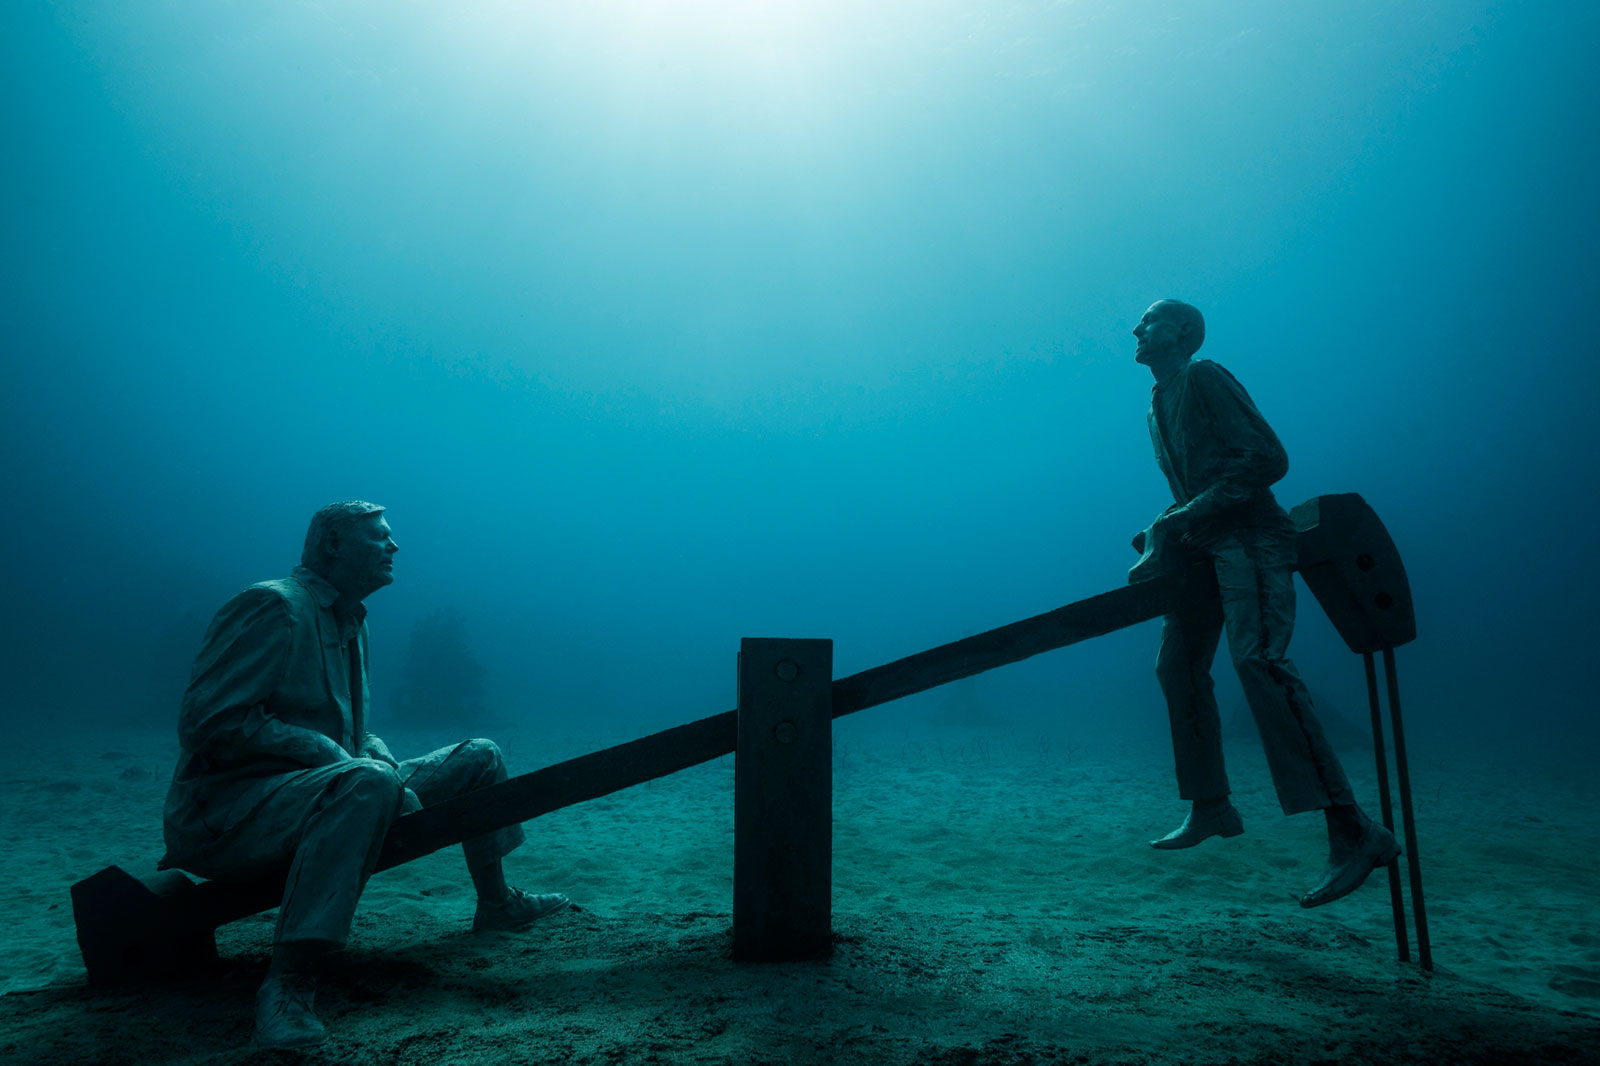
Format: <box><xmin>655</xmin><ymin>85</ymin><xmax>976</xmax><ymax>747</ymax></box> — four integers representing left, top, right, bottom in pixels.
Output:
<box><xmin>2</xmin><ymin>718</ymin><xmax>1598</xmax><ymax>1065</ymax></box>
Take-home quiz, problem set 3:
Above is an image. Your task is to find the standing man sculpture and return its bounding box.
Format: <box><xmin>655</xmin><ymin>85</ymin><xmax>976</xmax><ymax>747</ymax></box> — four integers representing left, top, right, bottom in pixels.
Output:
<box><xmin>159</xmin><ymin>501</ymin><xmax>570</xmax><ymax>1049</ymax></box>
<box><xmin>1126</xmin><ymin>300</ymin><xmax>1399</xmax><ymax>908</ymax></box>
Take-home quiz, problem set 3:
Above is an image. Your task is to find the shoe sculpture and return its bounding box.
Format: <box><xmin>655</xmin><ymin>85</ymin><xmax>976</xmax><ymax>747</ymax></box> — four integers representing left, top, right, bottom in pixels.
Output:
<box><xmin>1300</xmin><ymin>821</ymin><xmax>1401</xmax><ymax>908</ymax></box>
<box><xmin>254</xmin><ymin>972</ymin><xmax>325</xmax><ymax>1049</ymax></box>
<box><xmin>1150</xmin><ymin>801</ymin><xmax>1245</xmax><ymax>850</ymax></box>
<box><xmin>473</xmin><ymin>888</ymin><xmax>572</xmax><ymax>932</ymax></box>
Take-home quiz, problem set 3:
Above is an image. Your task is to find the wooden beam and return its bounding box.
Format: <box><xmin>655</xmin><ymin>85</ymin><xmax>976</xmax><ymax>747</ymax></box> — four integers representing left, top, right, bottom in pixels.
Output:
<box><xmin>382</xmin><ymin>575</ymin><xmax>1180</xmax><ymax>866</ymax></box>
<box><xmin>831</xmin><ymin>576</ymin><xmax>1180</xmax><ymax>717</ymax></box>
<box><xmin>377</xmin><ymin>711</ymin><xmax>738</xmax><ymax>869</ymax></box>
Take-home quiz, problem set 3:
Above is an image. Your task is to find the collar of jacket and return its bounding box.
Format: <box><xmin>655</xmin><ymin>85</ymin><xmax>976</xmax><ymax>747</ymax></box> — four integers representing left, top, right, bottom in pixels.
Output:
<box><xmin>289</xmin><ymin>565</ymin><xmax>368</xmax><ymax>626</ymax></box>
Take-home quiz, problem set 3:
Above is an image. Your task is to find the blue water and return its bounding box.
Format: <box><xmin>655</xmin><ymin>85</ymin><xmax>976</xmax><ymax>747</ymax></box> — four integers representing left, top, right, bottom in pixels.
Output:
<box><xmin>2</xmin><ymin>1</ymin><xmax>1596</xmax><ymax>760</ymax></box>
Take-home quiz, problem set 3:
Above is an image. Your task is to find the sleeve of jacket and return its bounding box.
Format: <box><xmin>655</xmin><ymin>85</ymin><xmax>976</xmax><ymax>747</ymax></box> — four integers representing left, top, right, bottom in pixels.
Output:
<box><xmin>1178</xmin><ymin>361</ymin><xmax>1289</xmax><ymax>525</ymax></box>
<box><xmin>177</xmin><ymin>586</ymin><xmax>349</xmax><ymax>770</ymax></box>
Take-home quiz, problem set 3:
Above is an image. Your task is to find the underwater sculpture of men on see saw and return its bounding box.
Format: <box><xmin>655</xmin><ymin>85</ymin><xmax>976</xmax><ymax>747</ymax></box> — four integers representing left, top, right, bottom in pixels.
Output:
<box><xmin>158</xmin><ymin>500</ymin><xmax>570</xmax><ymax>1049</ymax></box>
<box><xmin>1127</xmin><ymin>299</ymin><xmax>1400</xmax><ymax>908</ymax></box>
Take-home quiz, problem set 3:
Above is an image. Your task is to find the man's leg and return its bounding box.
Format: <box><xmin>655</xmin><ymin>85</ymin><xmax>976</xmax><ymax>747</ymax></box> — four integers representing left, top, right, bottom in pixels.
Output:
<box><xmin>1150</xmin><ymin>555</ymin><xmax>1245</xmax><ymax>849</ymax></box>
<box><xmin>1213</xmin><ymin>531</ymin><xmax>1353</xmax><ymax>814</ymax></box>
<box><xmin>186</xmin><ymin>759</ymin><xmax>405</xmax><ymax>1048</ymax></box>
<box><xmin>1212</xmin><ymin>530</ymin><xmax>1399</xmax><ymax>905</ymax></box>
<box><xmin>397</xmin><ymin>739</ymin><xmax>569</xmax><ymax>929</ymax></box>
<box><xmin>270</xmin><ymin>760</ymin><xmax>406</xmax><ymax>945</ymax></box>
<box><xmin>261</xmin><ymin>760</ymin><xmax>404</xmax><ymax>1047</ymax></box>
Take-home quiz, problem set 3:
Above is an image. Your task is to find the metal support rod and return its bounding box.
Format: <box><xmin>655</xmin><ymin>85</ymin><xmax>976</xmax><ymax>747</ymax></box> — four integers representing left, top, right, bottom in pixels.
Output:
<box><xmin>1364</xmin><ymin>651</ymin><xmax>1410</xmax><ymax>964</ymax></box>
<box><xmin>1383</xmin><ymin>647</ymin><xmax>1433</xmax><ymax>972</ymax></box>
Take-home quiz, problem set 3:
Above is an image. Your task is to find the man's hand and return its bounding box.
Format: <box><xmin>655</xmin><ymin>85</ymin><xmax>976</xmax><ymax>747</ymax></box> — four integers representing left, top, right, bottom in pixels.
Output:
<box><xmin>360</xmin><ymin>733</ymin><xmax>400</xmax><ymax>768</ymax></box>
<box><xmin>1129</xmin><ymin>509</ymin><xmax>1193</xmax><ymax>584</ymax></box>
<box><xmin>357</xmin><ymin>735</ymin><xmax>416</xmax><ymax>810</ymax></box>
<box><xmin>1153</xmin><ymin>506</ymin><xmax>1196</xmax><ymax>542</ymax></box>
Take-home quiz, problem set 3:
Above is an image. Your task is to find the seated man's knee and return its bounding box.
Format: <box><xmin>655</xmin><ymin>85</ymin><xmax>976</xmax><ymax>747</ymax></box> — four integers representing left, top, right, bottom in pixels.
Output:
<box><xmin>462</xmin><ymin>737</ymin><xmax>504</xmax><ymax>764</ymax></box>
<box><xmin>461</xmin><ymin>738</ymin><xmax>508</xmax><ymax>783</ymax></box>
<box><xmin>338</xmin><ymin>759</ymin><xmax>405</xmax><ymax>807</ymax></box>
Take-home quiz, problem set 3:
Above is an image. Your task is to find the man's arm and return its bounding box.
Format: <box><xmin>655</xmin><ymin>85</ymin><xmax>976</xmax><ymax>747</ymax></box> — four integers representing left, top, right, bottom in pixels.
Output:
<box><xmin>208</xmin><ymin>707</ymin><xmax>351</xmax><ymax>769</ymax></box>
<box><xmin>1158</xmin><ymin>361</ymin><xmax>1289</xmax><ymax>536</ymax></box>
<box><xmin>178</xmin><ymin>587</ymin><xmax>349</xmax><ymax>771</ymax></box>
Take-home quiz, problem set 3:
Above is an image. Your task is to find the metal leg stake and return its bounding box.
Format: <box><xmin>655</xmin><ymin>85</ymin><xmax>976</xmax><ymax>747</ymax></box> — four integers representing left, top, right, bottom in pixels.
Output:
<box><xmin>1383</xmin><ymin>647</ymin><xmax>1433</xmax><ymax>972</ymax></box>
<box><xmin>1364</xmin><ymin>651</ymin><xmax>1410</xmax><ymax>964</ymax></box>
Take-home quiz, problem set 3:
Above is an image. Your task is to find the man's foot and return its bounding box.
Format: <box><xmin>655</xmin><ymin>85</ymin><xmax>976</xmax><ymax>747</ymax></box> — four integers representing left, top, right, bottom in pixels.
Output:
<box><xmin>1150</xmin><ymin>800</ymin><xmax>1244</xmax><ymax>850</ymax></box>
<box><xmin>254</xmin><ymin>973</ymin><xmax>325</xmax><ymax>1049</ymax></box>
<box><xmin>473</xmin><ymin>887</ymin><xmax>572</xmax><ymax>932</ymax></box>
<box><xmin>1300</xmin><ymin>821</ymin><xmax>1401</xmax><ymax>908</ymax></box>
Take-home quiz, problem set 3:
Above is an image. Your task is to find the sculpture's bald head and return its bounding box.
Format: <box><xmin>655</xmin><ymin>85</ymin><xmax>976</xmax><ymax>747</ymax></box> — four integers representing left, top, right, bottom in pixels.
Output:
<box><xmin>1133</xmin><ymin>300</ymin><xmax>1205</xmax><ymax>371</ymax></box>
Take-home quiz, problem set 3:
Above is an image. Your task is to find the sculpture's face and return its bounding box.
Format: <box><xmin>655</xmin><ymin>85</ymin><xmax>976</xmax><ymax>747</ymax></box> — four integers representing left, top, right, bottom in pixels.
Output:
<box><xmin>1133</xmin><ymin>302</ymin><xmax>1185</xmax><ymax>366</ymax></box>
<box><xmin>334</xmin><ymin>514</ymin><xmax>399</xmax><ymax>598</ymax></box>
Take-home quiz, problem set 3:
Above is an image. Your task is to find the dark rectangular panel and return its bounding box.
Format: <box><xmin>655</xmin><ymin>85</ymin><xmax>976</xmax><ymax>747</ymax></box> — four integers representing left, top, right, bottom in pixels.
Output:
<box><xmin>733</xmin><ymin>638</ymin><xmax>833</xmax><ymax>961</ymax></box>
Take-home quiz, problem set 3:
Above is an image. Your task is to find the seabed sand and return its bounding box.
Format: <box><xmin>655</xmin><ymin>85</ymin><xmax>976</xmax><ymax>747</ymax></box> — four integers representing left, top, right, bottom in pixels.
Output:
<box><xmin>2</xmin><ymin>718</ymin><xmax>1598</xmax><ymax>1065</ymax></box>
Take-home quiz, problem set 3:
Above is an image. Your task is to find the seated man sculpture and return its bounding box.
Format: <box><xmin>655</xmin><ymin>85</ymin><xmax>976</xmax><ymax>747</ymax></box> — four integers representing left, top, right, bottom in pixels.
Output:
<box><xmin>1127</xmin><ymin>300</ymin><xmax>1400</xmax><ymax>908</ymax></box>
<box><xmin>159</xmin><ymin>500</ymin><xmax>569</xmax><ymax>1049</ymax></box>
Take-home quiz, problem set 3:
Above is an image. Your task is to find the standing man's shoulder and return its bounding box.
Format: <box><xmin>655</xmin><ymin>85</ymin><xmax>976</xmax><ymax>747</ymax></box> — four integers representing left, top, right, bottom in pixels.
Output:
<box><xmin>1187</xmin><ymin>358</ymin><xmax>1261</xmax><ymax>401</ymax></box>
<box><xmin>1189</xmin><ymin>358</ymin><xmax>1241</xmax><ymax>383</ymax></box>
